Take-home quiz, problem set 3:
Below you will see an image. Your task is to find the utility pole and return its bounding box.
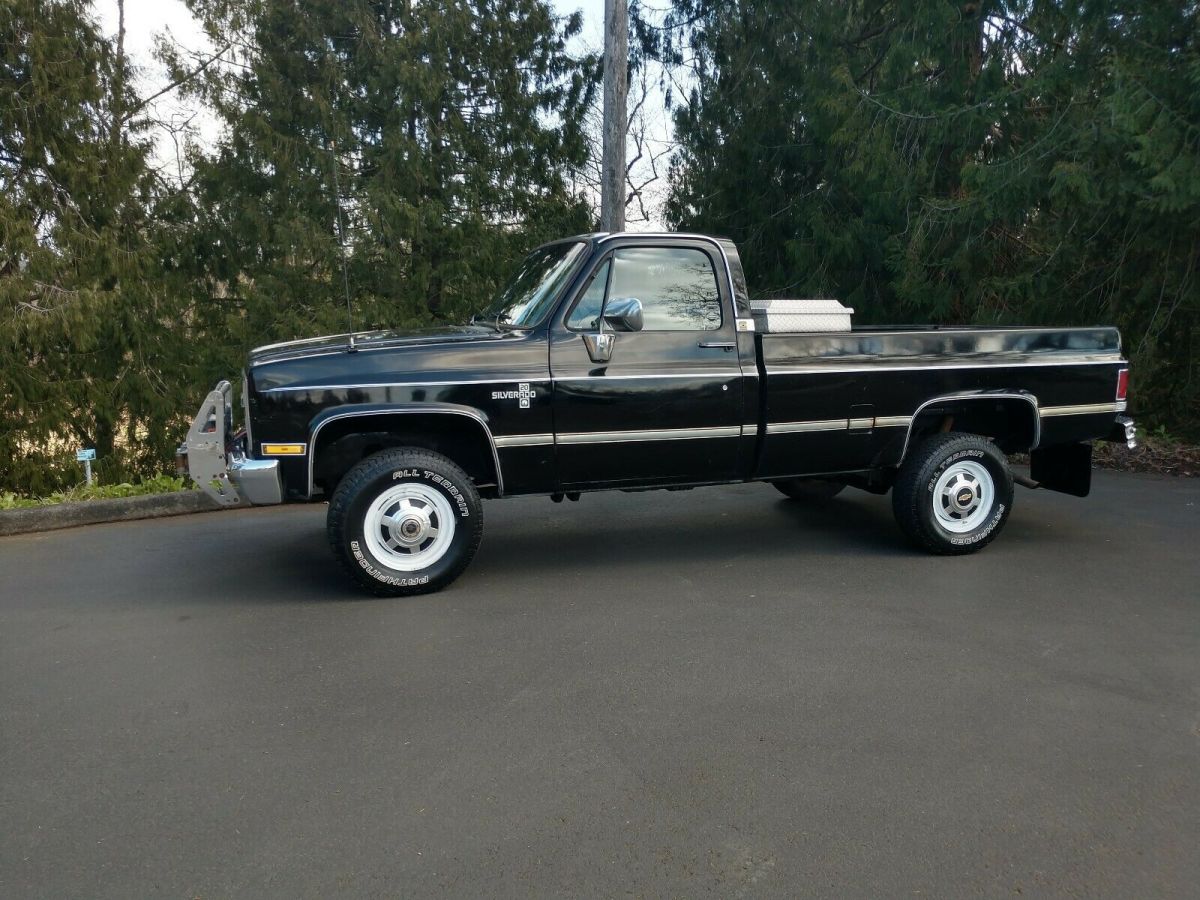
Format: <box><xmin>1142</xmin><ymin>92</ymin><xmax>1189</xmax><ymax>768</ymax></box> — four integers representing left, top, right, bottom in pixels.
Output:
<box><xmin>601</xmin><ymin>0</ymin><xmax>628</xmax><ymax>233</ymax></box>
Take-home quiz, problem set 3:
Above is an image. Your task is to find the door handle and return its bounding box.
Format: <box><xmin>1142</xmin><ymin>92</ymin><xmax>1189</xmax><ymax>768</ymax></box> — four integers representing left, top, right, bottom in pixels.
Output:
<box><xmin>698</xmin><ymin>341</ymin><xmax>736</xmax><ymax>351</ymax></box>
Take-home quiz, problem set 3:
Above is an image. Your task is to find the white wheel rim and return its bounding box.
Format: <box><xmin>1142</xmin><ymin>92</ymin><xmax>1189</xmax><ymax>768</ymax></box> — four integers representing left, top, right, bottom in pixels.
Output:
<box><xmin>932</xmin><ymin>460</ymin><xmax>995</xmax><ymax>533</ymax></box>
<box><xmin>362</xmin><ymin>483</ymin><xmax>456</xmax><ymax>572</ymax></box>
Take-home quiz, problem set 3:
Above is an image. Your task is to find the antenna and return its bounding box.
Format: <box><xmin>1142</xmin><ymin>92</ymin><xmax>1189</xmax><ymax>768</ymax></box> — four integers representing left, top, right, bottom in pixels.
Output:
<box><xmin>329</xmin><ymin>140</ymin><xmax>356</xmax><ymax>351</ymax></box>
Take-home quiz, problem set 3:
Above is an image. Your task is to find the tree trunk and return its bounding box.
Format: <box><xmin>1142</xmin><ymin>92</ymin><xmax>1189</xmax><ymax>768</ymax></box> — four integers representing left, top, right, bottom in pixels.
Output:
<box><xmin>601</xmin><ymin>0</ymin><xmax>628</xmax><ymax>232</ymax></box>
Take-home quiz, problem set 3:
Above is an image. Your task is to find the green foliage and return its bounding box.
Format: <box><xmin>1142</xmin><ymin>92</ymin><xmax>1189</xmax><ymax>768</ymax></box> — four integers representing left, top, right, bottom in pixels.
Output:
<box><xmin>166</xmin><ymin>0</ymin><xmax>596</xmax><ymax>376</ymax></box>
<box><xmin>1</xmin><ymin>0</ymin><xmax>595</xmax><ymax>494</ymax></box>
<box><xmin>1</xmin><ymin>0</ymin><xmax>189</xmax><ymax>494</ymax></box>
<box><xmin>661</xmin><ymin>0</ymin><xmax>1200</xmax><ymax>437</ymax></box>
<box><xmin>0</xmin><ymin>475</ymin><xmax>191</xmax><ymax>509</ymax></box>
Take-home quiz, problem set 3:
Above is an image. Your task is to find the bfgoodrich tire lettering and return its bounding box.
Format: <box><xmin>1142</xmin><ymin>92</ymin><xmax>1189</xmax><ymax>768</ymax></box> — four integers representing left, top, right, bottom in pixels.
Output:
<box><xmin>327</xmin><ymin>448</ymin><xmax>483</xmax><ymax>596</ymax></box>
<box><xmin>892</xmin><ymin>432</ymin><xmax>1014</xmax><ymax>555</ymax></box>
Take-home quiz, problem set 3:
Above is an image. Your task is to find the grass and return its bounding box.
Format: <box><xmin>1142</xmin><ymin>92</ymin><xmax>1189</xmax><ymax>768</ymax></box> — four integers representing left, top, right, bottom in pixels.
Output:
<box><xmin>0</xmin><ymin>475</ymin><xmax>194</xmax><ymax>510</ymax></box>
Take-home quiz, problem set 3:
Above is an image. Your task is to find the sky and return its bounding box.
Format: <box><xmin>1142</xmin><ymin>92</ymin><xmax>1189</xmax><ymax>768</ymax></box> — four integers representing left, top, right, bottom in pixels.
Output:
<box><xmin>91</xmin><ymin>0</ymin><xmax>672</xmax><ymax>226</ymax></box>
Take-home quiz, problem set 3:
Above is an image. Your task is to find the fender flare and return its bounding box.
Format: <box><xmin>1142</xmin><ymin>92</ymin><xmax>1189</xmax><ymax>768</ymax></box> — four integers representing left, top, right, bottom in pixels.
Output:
<box><xmin>306</xmin><ymin>403</ymin><xmax>503</xmax><ymax>498</ymax></box>
<box><xmin>898</xmin><ymin>390</ymin><xmax>1041</xmax><ymax>464</ymax></box>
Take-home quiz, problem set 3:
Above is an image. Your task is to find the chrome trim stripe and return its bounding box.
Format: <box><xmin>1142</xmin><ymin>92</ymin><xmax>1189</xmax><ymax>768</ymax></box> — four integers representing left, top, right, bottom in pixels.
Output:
<box><xmin>267</xmin><ymin>373</ymin><xmax>746</xmax><ymax>393</ymax></box>
<box><xmin>766</xmin><ymin>419</ymin><xmax>847</xmax><ymax>435</ymax></box>
<box><xmin>307</xmin><ymin>409</ymin><xmax>504</xmax><ymax>498</ymax></box>
<box><xmin>494</xmin><ymin>433</ymin><xmax>555</xmax><ymax>448</ymax></box>
<box><xmin>766</xmin><ymin>356</ymin><xmax>1121</xmax><ymax>375</ymax></box>
<box><xmin>874</xmin><ymin>416</ymin><xmax>913</xmax><ymax>428</ymax></box>
<box><xmin>848</xmin><ymin>417</ymin><xmax>874</xmax><ymax>430</ymax></box>
<box><xmin>557</xmin><ymin>426</ymin><xmax>741</xmax><ymax>445</ymax></box>
<box><xmin>1040</xmin><ymin>401</ymin><xmax>1126</xmax><ymax>417</ymax></box>
<box><xmin>555</xmin><ymin>372</ymin><xmax>738</xmax><ymax>381</ymax></box>
<box><xmin>266</xmin><ymin>377</ymin><xmax>552</xmax><ymax>394</ymax></box>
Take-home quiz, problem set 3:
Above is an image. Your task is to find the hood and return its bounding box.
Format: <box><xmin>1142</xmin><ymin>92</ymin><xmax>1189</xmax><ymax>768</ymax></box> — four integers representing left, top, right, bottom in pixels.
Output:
<box><xmin>247</xmin><ymin>325</ymin><xmax>508</xmax><ymax>366</ymax></box>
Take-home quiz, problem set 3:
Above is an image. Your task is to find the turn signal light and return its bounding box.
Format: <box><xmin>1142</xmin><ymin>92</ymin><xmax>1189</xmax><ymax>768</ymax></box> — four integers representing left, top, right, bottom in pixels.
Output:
<box><xmin>1116</xmin><ymin>368</ymin><xmax>1129</xmax><ymax>401</ymax></box>
<box><xmin>261</xmin><ymin>443</ymin><xmax>306</xmax><ymax>456</ymax></box>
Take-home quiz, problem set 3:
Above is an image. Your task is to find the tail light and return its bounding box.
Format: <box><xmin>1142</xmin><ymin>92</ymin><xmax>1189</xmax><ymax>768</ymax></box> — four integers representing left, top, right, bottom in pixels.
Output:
<box><xmin>1116</xmin><ymin>368</ymin><xmax>1129</xmax><ymax>402</ymax></box>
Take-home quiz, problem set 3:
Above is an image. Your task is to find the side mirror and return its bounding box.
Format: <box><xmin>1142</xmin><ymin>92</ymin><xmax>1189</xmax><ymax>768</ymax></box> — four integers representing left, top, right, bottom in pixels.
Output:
<box><xmin>602</xmin><ymin>297</ymin><xmax>644</xmax><ymax>333</ymax></box>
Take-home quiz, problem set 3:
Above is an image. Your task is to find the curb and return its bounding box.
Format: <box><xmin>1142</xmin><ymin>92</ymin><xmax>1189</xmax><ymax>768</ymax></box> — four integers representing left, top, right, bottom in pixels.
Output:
<box><xmin>0</xmin><ymin>491</ymin><xmax>222</xmax><ymax>537</ymax></box>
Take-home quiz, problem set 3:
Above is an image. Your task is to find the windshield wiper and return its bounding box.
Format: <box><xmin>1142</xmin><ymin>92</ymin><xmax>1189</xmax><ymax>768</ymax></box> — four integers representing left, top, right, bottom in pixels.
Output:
<box><xmin>468</xmin><ymin>314</ymin><xmax>502</xmax><ymax>331</ymax></box>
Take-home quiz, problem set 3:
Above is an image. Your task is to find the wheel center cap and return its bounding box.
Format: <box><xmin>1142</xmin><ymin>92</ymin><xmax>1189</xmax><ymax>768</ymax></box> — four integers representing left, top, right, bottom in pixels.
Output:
<box><xmin>955</xmin><ymin>487</ymin><xmax>975</xmax><ymax>508</ymax></box>
<box><xmin>394</xmin><ymin>513</ymin><xmax>429</xmax><ymax>544</ymax></box>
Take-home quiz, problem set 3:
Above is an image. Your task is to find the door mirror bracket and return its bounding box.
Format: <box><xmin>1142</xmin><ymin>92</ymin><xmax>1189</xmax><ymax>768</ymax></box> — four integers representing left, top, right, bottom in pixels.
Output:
<box><xmin>582</xmin><ymin>332</ymin><xmax>614</xmax><ymax>364</ymax></box>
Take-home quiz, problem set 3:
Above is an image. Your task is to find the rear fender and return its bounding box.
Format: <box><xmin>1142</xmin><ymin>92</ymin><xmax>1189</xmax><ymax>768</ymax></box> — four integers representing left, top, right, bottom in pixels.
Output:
<box><xmin>898</xmin><ymin>392</ymin><xmax>1041</xmax><ymax>463</ymax></box>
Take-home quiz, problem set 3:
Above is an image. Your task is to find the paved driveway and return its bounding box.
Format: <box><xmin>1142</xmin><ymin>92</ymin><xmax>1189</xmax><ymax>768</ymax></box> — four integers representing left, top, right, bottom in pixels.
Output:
<box><xmin>2</xmin><ymin>473</ymin><xmax>1197</xmax><ymax>897</ymax></box>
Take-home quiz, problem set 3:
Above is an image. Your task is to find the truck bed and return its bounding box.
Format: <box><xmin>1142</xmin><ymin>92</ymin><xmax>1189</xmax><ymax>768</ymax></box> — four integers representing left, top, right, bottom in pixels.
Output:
<box><xmin>752</xmin><ymin>326</ymin><xmax>1125</xmax><ymax>479</ymax></box>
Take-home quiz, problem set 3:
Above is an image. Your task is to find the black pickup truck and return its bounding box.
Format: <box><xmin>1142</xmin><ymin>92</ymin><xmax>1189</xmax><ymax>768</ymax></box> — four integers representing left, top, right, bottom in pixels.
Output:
<box><xmin>179</xmin><ymin>232</ymin><xmax>1135</xmax><ymax>595</ymax></box>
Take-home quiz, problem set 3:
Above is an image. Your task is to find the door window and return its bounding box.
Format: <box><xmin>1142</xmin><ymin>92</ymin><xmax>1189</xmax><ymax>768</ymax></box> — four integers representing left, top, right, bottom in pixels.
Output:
<box><xmin>609</xmin><ymin>247</ymin><xmax>722</xmax><ymax>331</ymax></box>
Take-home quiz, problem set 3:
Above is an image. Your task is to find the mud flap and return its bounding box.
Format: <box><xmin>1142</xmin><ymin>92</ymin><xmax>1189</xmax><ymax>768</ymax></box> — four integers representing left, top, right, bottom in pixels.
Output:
<box><xmin>1030</xmin><ymin>442</ymin><xmax>1093</xmax><ymax>497</ymax></box>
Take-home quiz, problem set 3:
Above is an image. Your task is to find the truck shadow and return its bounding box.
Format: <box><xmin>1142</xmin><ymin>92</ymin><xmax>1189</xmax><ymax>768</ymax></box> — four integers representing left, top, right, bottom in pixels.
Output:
<box><xmin>195</xmin><ymin>493</ymin><xmax>912</xmax><ymax>602</ymax></box>
<box><xmin>472</xmin><ymin>494</ymin><xmax>909</xmax><ymax>580</ymax></box>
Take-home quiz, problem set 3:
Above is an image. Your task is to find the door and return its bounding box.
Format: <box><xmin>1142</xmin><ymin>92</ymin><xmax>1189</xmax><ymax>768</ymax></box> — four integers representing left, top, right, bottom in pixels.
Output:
<box><xmin>549</xmin><ymin>241</ymin><xmax>745</xmax><ymax>488</ymax></box>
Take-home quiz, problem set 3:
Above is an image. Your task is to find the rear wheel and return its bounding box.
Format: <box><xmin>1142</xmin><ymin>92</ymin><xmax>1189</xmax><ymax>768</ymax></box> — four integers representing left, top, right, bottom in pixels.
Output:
<box><xmin>773</xmin><ymin>478</ymin><xmax>845</xmax><ymax>500</ymax></box>
<box><xmin>327</xmin><ymin>448</ymin><xmax>483</xmax><ymax>596</ymax></box>
<box><xmin>892</xmin><ymin>432</ymin><xmax>1013</xmax><ymax>555</ymax></box>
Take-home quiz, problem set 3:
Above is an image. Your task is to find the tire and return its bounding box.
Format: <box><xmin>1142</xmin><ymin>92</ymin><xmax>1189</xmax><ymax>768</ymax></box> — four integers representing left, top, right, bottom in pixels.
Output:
<box><xmin>773</xmin><ymin>478</ymin><xmax>846</xmax><ymax>500</ymax></box>
<box><xmin>327</xmin><ymin>448</ymin><xmax>483</xmax><ymax>596</ymax></box>
<box><xmin>892</xmin><ymin>432</ymin><xmax>1014</xmax><ymax>555</ymax></box>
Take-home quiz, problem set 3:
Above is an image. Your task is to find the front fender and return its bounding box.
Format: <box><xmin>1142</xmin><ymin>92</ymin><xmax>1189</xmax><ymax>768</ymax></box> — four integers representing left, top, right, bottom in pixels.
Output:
<box><xmin>306</xmin><ymin>403</ymin><xmax>502</xmax><ymax>498</ymax></box>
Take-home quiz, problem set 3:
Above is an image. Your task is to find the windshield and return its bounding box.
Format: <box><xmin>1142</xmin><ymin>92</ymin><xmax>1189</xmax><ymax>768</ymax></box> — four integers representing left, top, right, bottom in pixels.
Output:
<box><xmin>477</xmin><ymin>241</ymin><xmax>586</xmax><ymax>329</ymax></box>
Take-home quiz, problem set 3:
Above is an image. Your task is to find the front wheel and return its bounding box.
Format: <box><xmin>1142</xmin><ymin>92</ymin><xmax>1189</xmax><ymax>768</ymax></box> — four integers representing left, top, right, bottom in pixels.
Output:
<box><xmin>892</xmin><ymin>432</ymin><xmax>1014</xmax><ymax>555</ymax></box>
<box><xmin>327</xmin><ymin>448</ymin><xmax>483</xmax><ymax>596</ymax></box>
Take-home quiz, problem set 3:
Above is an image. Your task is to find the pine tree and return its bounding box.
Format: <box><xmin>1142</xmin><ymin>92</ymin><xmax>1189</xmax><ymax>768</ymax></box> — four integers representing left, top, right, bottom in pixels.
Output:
<box><xmin>662</xmin><ymin>0</ymin><xmax>1199</xmax><ymax>436</ymax></box>
<box><xmin>1</xmin><ymin>0</ymin><xmax>177</xmax><ymax>493</ymax></box>
<box><xmin>169</xmin><ymin>0</ymin><xmax>597</xmax><ymax>369</ymax></box>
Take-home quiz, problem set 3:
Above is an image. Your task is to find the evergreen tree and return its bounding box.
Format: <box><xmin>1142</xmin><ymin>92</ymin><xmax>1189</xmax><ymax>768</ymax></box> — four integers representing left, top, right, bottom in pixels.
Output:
<box><xmin>1</xmin><ymin>0</ymin><xmax>178</xmax><ymax>493</ymax></box>
<box><xmin>169</xmin><ymin>0</ymin><xmax>596</xmax><ymax>371</ymax></box>
<box><xmin>661</xmin><ymin>1</ymin><xmax>1199</xmax><ymax>436</ymax></box>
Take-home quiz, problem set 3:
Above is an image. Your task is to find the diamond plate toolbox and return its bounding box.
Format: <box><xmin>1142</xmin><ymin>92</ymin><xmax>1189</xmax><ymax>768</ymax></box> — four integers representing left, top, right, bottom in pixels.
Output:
<box><xmin>750</xmin><ymin>298</ymin><xmax>854</xmax><ymax>333</ymax></box>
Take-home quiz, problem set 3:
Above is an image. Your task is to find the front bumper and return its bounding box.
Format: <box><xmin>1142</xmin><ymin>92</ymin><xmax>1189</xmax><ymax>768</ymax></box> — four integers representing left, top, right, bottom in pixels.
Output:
<box><xmin>177</xmin><ymin>380</ymin><xmax>283</xmax><ymax>507</ymax></box>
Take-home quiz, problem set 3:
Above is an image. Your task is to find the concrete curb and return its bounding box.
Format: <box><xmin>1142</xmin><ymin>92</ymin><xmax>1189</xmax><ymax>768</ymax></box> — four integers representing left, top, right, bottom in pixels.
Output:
<box><xmin>0</xmin><ymin>491</ymin><xmax>222</xmax><ymax>537</ymax></box>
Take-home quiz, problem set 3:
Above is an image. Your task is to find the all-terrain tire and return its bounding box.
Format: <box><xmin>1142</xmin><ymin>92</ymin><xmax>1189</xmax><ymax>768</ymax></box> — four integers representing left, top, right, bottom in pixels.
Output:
<box><xmin>772</xmin><ymin>478</ymin><xmax>846</xmax><ymax>500</ymax></box>
<box><xmin>892</xmin><ymin>432</ymin><xmax>1014</xmax><ymax>555</ymax></box>
<box><xmin>327</xmin><ymin>448</ymin><xmax>483</xmax><ymax>596</ymax></box>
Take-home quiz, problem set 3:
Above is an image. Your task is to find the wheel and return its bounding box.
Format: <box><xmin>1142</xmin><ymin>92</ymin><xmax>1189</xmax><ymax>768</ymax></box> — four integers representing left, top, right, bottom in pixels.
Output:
<box><xmin>327</xmin><ymin>448</ymin><xmax>483</xmax><ymax>596</ymax></box>
<box><xmin>892</xmin><ymin>432</ymin><xmax>1014</xmax><ymax>555</ymax></box>
<box><xmin>773</xmin><ymin>478</ymin><xmax>845</xmax><ymax>500</ymax></box>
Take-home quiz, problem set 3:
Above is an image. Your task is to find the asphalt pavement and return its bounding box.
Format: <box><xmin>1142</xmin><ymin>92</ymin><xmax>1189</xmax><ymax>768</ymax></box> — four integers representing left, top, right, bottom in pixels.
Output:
<box><xmin>2</xmin><ymin>472</ymin><xmax>1198</xmax><ymax>897</ymax></box>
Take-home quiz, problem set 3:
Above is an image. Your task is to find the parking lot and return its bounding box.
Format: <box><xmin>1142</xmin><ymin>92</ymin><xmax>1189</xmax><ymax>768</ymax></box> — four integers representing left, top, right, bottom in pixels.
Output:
<box><xmin>2</xmin><ymin>472</ymin><xmax>1198</xmax><ymax>896</ymax></box>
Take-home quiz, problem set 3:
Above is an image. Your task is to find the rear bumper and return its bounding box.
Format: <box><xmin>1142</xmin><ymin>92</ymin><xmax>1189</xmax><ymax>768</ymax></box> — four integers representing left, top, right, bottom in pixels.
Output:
<box><xmin>1105</xmin><ymin>415</ymin><xmax>1138</xmax><ymax>450</ymax></box>
<box><xmin>177</xmin><ymin>380</ymin><xmax>283</xmax><ymax>507</ymax></box>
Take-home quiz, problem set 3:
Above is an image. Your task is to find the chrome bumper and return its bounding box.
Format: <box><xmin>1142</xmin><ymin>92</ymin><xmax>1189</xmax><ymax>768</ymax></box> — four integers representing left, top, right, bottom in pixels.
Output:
<box><xmin>1107</xmin><ymin>415</ymin><xmax>1138</xmax><ymax>450</ymax></box>
<box><xmin>177</xmin><ymin>380</ymin><xmax>283</xmax><ymax>507</ymax></box>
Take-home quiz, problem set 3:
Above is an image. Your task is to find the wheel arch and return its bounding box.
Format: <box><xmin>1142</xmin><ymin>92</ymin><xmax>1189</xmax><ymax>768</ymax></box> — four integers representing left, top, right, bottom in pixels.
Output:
<box><xmin>307</xmin><ymin>404</ymin><xmax>503</xmax><ymax>499</ymax></box>
<box><xmin>898</xmin><ymin>391</ymin><xmax>1041</xmax><ymax>464</ymax></box>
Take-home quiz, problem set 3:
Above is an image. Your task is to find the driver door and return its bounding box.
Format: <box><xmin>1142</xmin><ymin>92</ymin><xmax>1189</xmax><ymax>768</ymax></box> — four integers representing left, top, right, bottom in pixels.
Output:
<box><xmin>549</xmin><ymin>241</ymin><xmax>744</xmax><ymax>488</ymax></box>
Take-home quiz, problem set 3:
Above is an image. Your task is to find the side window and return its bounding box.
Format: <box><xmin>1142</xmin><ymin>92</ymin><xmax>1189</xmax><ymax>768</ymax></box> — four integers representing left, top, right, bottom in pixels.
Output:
<box><xmin>566</xmin><ymin>259</ymin><xmax>611</xmax><ymax>331</ymax></box>
<box><xmin>609</xmin><ymin>247</ymin><xmax>722</xmax><ymax>331</ymax></box>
